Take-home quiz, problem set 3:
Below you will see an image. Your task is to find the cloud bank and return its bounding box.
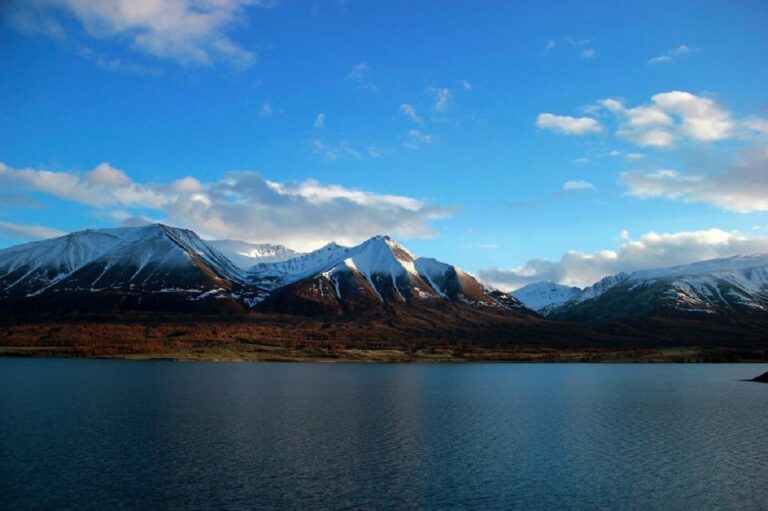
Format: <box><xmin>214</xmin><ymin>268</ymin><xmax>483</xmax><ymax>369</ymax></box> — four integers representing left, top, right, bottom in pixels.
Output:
<box><xmin>621</xmin><ymin>145</ymin><xmax>768</xmax><ymax>212</ymax></box>
<box><xmin>0</xmin><ymin>162</ymin><xmax>450</xmax><ymax>250</ymax></box>
<box><xmin>480</xmin><ymin>228</ymin><xmax>768</xmax><ymax>290</ymax></box>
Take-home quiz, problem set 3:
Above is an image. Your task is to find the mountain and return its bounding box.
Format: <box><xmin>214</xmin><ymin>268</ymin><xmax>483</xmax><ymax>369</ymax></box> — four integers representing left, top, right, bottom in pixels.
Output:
<box><xmin>0</xmin><ymin>224</ymin><xmax>262</xmax><ymax>310</ymax></box>
<box><xmin>0</xmin><ymin>225</ymin><xmax>528</xmax><ymax>317</ymax></box>
<box><xmin>4</xmin><ymin>225</ymin><xmax>768</xmax><ymax>353</ymax></box>
<box><xmin>511</xmin><ymin>281</ymin><xmax>582</xmax><ymax>313</ymax></box>
<box><xmin>0</xmin><ymin>227</ymin><xmax>129</xmax><ymax>297</ymax></box>
<box><xmin>511</xmin><ymin>274</ymin><xmax>630</xmax><ymax>316</ymax></box>
<box><xmin>206</xmin><ymin>239</ymin><xmax>300</xmax><ymax>269</ymax></box>
<box><xmin>254</xmin><ymin>235</ymin><xmax>528</xmax><ymax>314</ymax></box>
<box><xmin>573</xmin><ymin>272</ymin><xmax>629</xmax><ymax>304</ymax></box>
<box><xmin>553</xmin><ymin>255</ymin><xmax>768</xmax><ymax>325</ymax></box>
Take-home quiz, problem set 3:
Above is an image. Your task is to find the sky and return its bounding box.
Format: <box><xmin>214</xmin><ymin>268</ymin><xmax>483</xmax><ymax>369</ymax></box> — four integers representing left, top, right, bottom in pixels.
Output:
<box><xmin>1</xmin><ymin>0</ymin><xmax>767</xmax><ymax>290</ymax></box>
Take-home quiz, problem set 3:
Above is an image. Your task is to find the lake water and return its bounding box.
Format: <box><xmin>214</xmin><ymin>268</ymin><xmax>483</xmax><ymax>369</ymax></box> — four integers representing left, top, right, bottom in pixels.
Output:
<box><xmin>1</xmin><ymin>359</ymin><xmax>766</xmax><ymax>510</ymax></box>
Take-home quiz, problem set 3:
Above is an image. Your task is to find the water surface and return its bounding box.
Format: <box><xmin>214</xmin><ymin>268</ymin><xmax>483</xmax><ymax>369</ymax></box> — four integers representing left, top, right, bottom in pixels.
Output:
<box><xmin>1</xmin><ymin>359</ymin><xmax>766</xmax><ymax>510</ymax></box>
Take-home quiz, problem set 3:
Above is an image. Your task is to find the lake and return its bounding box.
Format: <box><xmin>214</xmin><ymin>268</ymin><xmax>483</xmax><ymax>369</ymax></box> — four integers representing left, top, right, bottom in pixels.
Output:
<box><xmin>1</xmin><ymin>359</ymin><xmax>766</xmax><ymax>510</ymax></box>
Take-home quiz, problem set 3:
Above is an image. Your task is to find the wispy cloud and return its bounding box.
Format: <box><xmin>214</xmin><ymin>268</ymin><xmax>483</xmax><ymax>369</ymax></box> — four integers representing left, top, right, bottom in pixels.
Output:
<box><xmin>0</xmin><ymin>161</ymin><xmax>450</xmax><ymax>251</ymax></box>
<box><xmin>428</xmin><ymin>87</ymin><xmax>452</xmax><ymax>112</ymax></box>
<box><xmin>507</xmin><ymin>180</ymin><xmax>596</xmax><ymax>209</ymax></box>
<box><xmin>314</xmin><ymin>113</ymin><xmax>326</xmax><ymax>129</ymax></box>
<box><xmin>540</xmin><ymin>37</ymin><xmax>596</xmax><ymax>59</ymax></box>
<box><xmin>399</xmin><ymin>104</ymin><xmax>423</xmax><ymax>124</ymax></box>
<box><xmin>5</xmin><ymin>0</ymin><xmax>269</xmax><ymax>68</ymax></box>
<box><xmin>648</xmin><ymin>45</ymin><xmax>692</xmax><ymax>65</ymax></box>
<box><xmin>259</xmin><ymin>102</ymin><xmax>273</xmax><ymax>117</ymax></box>
<box><xmin>403</xmin><ymin>129</ymin><xmax>436</xmax><ymax>149</ymax></box>
<box><xmin>346</xmin><ymin>61</ymin><xmax>378</xmax><ymax>92</ymax></box>
<box><xmin>0</xmin><ymin>220</ymin><xmax>66</xmax><ymax>241</ymax></box>
<box><xmin>311</xmin><ymin>139</ymin><xmax>362</xmax><ymax>161</ymax></box>
<box><xmin>77</xmin><ymin>45</ymin><xmax>163</xmax><ymax>75</ymax></box>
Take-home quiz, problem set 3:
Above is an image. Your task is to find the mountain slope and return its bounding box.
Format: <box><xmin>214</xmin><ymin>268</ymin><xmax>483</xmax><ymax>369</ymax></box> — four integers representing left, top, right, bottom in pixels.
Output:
<box><xmin>511</xmin><ymin>281</ymin><xmax>582</xmax><ymax>313</ymax></box>
<box><xmin>0</xmin><ymin>227</ymin><xmax>137</xmax><ymax>297</ymax></box>
<box><xmin>554</xmin><ymin>255</ymin><xmax>768</xmax><ymax>324</ymax></box>
<box><xmin>0</xmin><ymin>225</ymin><xmax>262</xmax><ymax>309</ymax></box>
<box><xmin>255</xmin><ymin>235</ymin><xmax>529</xmax><ymax>314</ymax></box>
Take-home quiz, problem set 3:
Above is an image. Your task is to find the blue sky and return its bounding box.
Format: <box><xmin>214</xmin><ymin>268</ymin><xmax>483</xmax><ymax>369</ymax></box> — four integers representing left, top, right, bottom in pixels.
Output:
<box><xmin>1</xmin><ymin>0</ymin><xmax>767</xmax><ymax>288</ymax></box>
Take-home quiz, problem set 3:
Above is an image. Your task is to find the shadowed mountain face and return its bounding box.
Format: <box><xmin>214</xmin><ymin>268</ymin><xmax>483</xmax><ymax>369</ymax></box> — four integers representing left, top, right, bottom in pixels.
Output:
<box><xmin>0</xmin><ymin>225</ymin><xmax>529</xmax><ymax>316</ymax></box>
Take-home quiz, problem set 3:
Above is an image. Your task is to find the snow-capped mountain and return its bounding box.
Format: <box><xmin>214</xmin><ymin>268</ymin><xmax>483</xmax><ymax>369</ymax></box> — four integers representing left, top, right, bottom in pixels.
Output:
<box><xmin>0</xmin><ymin>225</ymin><xmax>528</xmax><ymax>315</ymax></box>
<box><xmin>249</xmin><ymin>241</ymin><xmax>350</xmax><ymax>290</ymax></box>
<box><xmin>509</xmin><ymin>274</ymin><xmax>629</xmax><ymax>315</ymax></box>
<box><xmin>0</xmin><ymin>227</ymin><xmax>130</xmax><ymax>297</ymax></box>
<box><xmin>207</xmin><ymin>239</ymin><xmax>301</xmax><ymax>269</ymax></box>
<box><xmin>0</xmin><ymin>225</ymin><xmax>255</xmax><ymax>304</ymax></box>
<box><xmin>574</xmin><ymin>272</ymin><xmax>629</xmax><ymax>304</ymax></box>
<box><xmin>553</xmin><ymin>255</ymin><xmax>768</xmax><ymax>323</ymax></box>
<box><xmin>255</xmin><ymin>235</ymin><xmax>527</xmax><ymax>314</ymax></box>
<box><xmin>511</xmin><ymin>281</ymin><xmax>582</xmax><ymax>313</ymax></box>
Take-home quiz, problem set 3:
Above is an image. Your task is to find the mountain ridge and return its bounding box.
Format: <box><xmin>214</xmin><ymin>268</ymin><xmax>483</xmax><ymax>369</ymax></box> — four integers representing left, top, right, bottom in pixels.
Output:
<box><xmin>0</xmin><ymin>224</ymin><xmax>527</xmax><ymax>316</ymax></box>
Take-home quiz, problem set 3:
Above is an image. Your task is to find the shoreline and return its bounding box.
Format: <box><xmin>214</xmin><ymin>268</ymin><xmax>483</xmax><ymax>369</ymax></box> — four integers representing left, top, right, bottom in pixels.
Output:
<box><xmin>2</xmin><ymin>346</ymin><xmax>767</xmax><ymax>363</ymax></box>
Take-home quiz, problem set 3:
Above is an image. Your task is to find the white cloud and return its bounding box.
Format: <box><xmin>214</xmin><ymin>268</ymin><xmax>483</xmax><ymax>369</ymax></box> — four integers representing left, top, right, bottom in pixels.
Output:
<box><xmin>6</xmin><ymin>0</ymin><xmax>267</xmax><ymax>68</ymax></box>
<box><xmin>259</xmin><ymin>102</ymin><xmax>273</xmax><ymax>117</ymax></box>
<box><xmin>0</xmin><ymin>220</ymin><xmax>66</xmax><ymax>241</ymax></box>
<box><xmin>346</xmin><ymin>62</ymin><xmax>369</xmax><ymax>81</ymax></box>
<box><xmin>311</xmin><ymin>139</ymin><xmax>362</xmax><ymax>161</ymax></box>
<box><xmin>462</xmin><ymin>80</ymin><xmax>472</xmax><ymax>91</ymax></box>
<box><xmin>480</xmin><ymin>228</ymin><xmax>768</xmax><ymax>290</ymax></box>
<box><xmin>0</xmin><ymin>161</ymin><xmax>450</xmax><ymax>251</ymax></box>
<box><xmin>540</xmin><ymin>37</ymin><xmax>594</xmax><ymax>58</ymax></box>
<box><xmin>648</xmin><ymin>45</ymin><xmax>692</xmax><ymax>65</ymax></box>
<box><xmin>744</xmin><ymin>118</ymin><xmax>768</xmax><ymax>134</ymax></box>
<box><xmin>399</xmin><ymin>104</ymin><xmax>423</xmax><ymax>124</ymax></box>
<box><xmin>314</xmin><ymin>113</ymin><xmax>325</xmax><ymax>129</ymax></box>
<box><xmin>366</xmin><ymin>146</ymin><xmax>384</xmax><ymax>159</ymax></box>
<box><xmin>507</xmin><ymin>179</ymin><xmax>596</xmax><ymax>209</ymax></box>
<box><xmin>563</xmin><ymin>180</ymin><xmax>596</xmax><ymax>191</ymax></box>
<box><xmin>0</xmin><ymin>162</ymin><xmax>167</xmax><ymax>208</ymax></box>
<box><xmin>598</xmin><ymin>91</ymin><xmax>735</xmax><ymax>146</ymax></box>
<box><xmin>403</xmin><ymin>130</ymin><xmax>436</xmax><ymax>149</ymax></box>
<box><xmin>653</xmin><ymin>91</ymin><xmax>734</xmax><ymax>141</ymax></box>
<box><xmin>77</xmin><ymin>44</ymin><xmax>162</xmax><ymax>75</ymax></box>
<box><xmin>621</xmin><ymin>144</ymin><xmax>768</xmax><ymax>212</ymax></box>
<box><xmin>429</xmin><ymin>87</ymin><xmax>452</xmax><ymax>112</ymax></box>
<box><xmin>346</xmin><ymin>61</ymin><xmax>378</xmax><ymax>92</ymax></box>
<box><xmin>536</xmin><ymin>113</ymin><xmax>602</xmax><ymax>135</ymax></box>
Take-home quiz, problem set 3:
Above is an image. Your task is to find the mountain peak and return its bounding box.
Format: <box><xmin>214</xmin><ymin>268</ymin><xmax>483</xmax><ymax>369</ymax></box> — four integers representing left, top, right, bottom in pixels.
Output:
<box><xmin>511</xmin><ymin>281</ymin><xmax>582</xmax><ymax>312</ymax></box>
